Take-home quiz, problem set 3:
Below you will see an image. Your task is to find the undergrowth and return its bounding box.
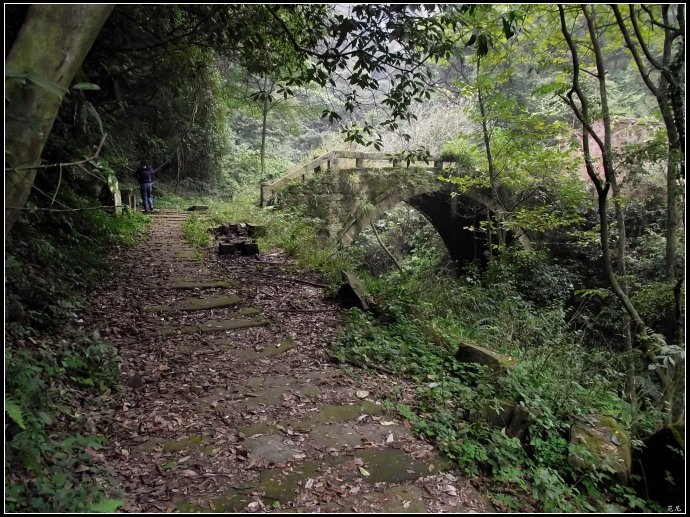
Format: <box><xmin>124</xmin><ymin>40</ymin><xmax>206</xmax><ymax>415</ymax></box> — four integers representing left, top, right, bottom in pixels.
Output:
<box><xmin>5</xmin><ymin>189</ymin><xmax>146</xmax><ymax>512</ymax></box>
<box><xmin>329</xmin><ymin>250</ymin><xmax>666</xmax><ymax>513</ymax></box>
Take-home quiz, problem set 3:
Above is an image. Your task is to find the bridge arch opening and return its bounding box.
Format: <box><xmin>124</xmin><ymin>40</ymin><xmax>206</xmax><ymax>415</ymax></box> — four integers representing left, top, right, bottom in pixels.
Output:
<box><xmin>340</xmin><ymin>187</ymin><xmax>491</xmax><ymax>265</ymax></box>
<box><xmin>350</xmin><ymin>203</ymin><xmax>450</xmax><ymax>275</ymax></box>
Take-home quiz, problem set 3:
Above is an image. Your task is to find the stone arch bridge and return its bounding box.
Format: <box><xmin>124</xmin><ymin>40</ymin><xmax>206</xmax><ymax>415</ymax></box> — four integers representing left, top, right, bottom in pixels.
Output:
<box><xmin>260</xmin><ymin>151</ymin><xmax>530</xmax><ymax>263</ymax></box>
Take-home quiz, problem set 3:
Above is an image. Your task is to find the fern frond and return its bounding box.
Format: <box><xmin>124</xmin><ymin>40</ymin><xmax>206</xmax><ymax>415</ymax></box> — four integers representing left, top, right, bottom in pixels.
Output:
<box><xmin>5</xmin><ymin>396</ymin><xmax>26</xmax><ymax>430</ymax></box>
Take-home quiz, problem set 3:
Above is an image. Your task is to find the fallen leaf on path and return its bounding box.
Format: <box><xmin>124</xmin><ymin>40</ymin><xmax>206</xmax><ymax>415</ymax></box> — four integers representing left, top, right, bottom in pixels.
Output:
<box><xmin>442</xmin><ymin>485</ymin><xmax>457</xmax><ymax>496</ymax></box>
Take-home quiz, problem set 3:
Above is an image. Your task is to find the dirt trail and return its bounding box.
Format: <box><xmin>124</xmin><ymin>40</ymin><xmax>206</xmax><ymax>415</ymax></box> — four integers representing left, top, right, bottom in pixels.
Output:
<box><xmin>85</xmin><ymin>210</ymin><xmax>493</xmax><ymax>513</ymax></box>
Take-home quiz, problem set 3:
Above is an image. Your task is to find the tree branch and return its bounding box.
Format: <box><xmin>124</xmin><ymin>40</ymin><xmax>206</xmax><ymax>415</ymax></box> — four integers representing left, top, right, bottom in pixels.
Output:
<box><xmin>5</xmin><ymin>133</ymin><xmax>108</xmax><ymax>172</ymax></box>
<box><xmin>370</xmin><ymin>223</ymin><xmax>405</xmax><ymax>275</ymax></box>
<box><xmin>610</xmin><ymin>5</ymin><xmax>659</xmax><ymax>97</ymax></box>
<box><xmin>628</xmin><ymin>5</ymin><xmax>676</xmax><ymax>86</ymax></box>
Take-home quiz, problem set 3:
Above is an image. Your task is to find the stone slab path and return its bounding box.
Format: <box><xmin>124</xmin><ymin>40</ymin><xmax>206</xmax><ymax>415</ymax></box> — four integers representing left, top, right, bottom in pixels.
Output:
<box><xmin>83</xmin><ymin>210</ymin><xmax>493</xmax><ymax>513</ymax></box>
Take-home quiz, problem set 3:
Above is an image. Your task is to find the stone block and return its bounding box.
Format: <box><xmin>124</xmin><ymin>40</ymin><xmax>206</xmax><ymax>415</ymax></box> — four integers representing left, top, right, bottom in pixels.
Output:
<box><xmin>569</xmin><ymin>414</ymin><xmax>631</xmax><ymax>486</ymax></box>
<box><xmin>455</xmin><ymin>342</ymin><xmax>516</xmax><ymax>373</ymax></box>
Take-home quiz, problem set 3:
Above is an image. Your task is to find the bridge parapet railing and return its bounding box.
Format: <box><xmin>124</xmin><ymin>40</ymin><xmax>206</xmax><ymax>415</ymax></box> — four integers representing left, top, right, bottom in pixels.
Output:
<box><xmin>260</xmin><ymin>150</ymin><xmax>456</xmax><ymax>207</ymax></box>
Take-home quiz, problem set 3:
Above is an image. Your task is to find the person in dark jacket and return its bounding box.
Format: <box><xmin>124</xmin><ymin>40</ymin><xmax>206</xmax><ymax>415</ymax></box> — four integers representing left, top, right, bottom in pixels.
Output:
<box><xmin>135</xmin><ymin>161</ymin><xmax>155</xmax><ymax>213</ymax></box>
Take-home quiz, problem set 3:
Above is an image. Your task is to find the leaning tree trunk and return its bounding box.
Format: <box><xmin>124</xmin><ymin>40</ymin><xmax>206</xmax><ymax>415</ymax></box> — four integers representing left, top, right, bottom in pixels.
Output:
<box><xmin>260</xmin><ymin>95</ymin><xmax>268</xmax><ymax>177</ymax></box>
<box><xmin>477</xmin><ymin>62</ymin><xmax>502</xmax><ymax>258</ymax></box>
<box><xmin>5</xmin><ymin>4</ymin><xmax>114</xmax><ymax>236</ymax></box>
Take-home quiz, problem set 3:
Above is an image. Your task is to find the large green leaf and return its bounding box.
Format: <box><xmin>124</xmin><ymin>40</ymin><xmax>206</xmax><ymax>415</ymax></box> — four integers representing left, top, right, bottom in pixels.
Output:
<box><xmin>6</xmin><ymin>66</ymin><xmax>68</xmax><ymax>98</ymax></box>
<box><xmin>72</xmin><ymin>82</ymin><xmax>101</xmax><ymax>91</ymax></box>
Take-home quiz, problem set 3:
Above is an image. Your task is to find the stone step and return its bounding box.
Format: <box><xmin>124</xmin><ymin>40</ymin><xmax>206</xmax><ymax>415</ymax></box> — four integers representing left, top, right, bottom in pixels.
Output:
<box><xmin>149</xmin><ymin>317</ymin><xmax>269</xmax><ymax>337</ymax></box>
<box><xmin>143</xmin><ymin>294</ymin><xmax>242</xmax><ymax>313</ymax></box>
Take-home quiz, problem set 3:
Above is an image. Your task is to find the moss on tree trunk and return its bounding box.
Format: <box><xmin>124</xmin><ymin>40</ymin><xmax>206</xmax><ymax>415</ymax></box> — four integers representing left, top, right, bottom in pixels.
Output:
<box><xmin>5</xmin><ymin>4</ymin><xmax>114</xmax><ymax>236</ymax></box>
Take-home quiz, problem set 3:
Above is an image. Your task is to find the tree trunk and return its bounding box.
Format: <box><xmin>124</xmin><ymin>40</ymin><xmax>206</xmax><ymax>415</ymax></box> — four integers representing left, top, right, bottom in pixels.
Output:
<box><xmin>559</xmin><ymin>4</ymin><xmax>670</xmax><ymax>395</ymax></box>
<box><xmin>260</xmin><ymin>95</ymin><xmax>268</xmax><ymax>177</ymax></box>
<box><xmin>174</xmin><ymin>147</ymin><xmax>182</xmax><ymax>194</ymax></box>
<box><xmin>370</xmin><ymin>223</ymin><xmax>404</xmax><ymax>275</ymax></box>
<box><xmin>5</xmin><ymin>4</ymin><xmax>114</xmax><ymax>236</ymax></box>
<box><xmin>611</xmin><ymin>3</ymin><xmax>685</xmax><ymax>347</ymax></box>
<box><xmin>477</xmin><ymin>63</ymin><xmax>501</xmax><ymax>258</ymax></box>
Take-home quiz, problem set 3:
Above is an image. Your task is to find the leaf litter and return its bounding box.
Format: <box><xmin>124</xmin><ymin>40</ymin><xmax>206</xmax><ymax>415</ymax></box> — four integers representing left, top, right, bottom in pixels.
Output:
<box><xmin>71</xmin><ymin>211</ymin><xmax>499</xmax><ymax>512</ymax></box>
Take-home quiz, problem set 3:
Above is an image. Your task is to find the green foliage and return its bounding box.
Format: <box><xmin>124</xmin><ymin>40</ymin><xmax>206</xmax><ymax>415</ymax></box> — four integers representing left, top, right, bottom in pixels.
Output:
<box><xmin>278</xmin><ymin>4</ymin><xmax>484</xmax><ymax>148</ymax></box>
<box><xmin>531</xmin><ymin>467</ymin><xmax>581</xmax><ymax>512</ymax></box>
<box><xmin>5</xmin><ymin>396</ymin><xmax>27</xmax><ymax>430</ymax></box>
<box><xmin>5</xmin><ymin>2</ymin><xmax>679</xmax><ymax>512</ymax></box>
<box><xmin>183</xmin><ymin>214</ymin><xmax>212</xmax><ymax>249</ymax></box>
<box><xmin>610</xmin><ymin>486</ymin><xmax>664</xmax><ymax>513</ymax></box>
<box><xmin>440</xmin><ymin>136</ymin><xmax>484</xmax><ymax>171</ymax></box>
<box><xmin>89</xmin><ymin>499</ymin><xmax>125</xmax><ymax>513</ymax></box>
<box><xmin>260</xmin><ymin>208</ymin><xmax>355</xmax><ymax>284</ymax></box>
<box><xmin>5</xmin><ymin>335</ymin><xmax>122</xmax><ymax>513</ymax></box>
<box><xmin>350</xmin><ymin>205</ymin><xmax>448</xmax><ymax>276</ymax></box>
<box><xmin>6</xmin><ymin>193</ymin><xmax>149</xmax><ymax>335</ymax></box>
<box><xmin>5</xmin><ymin>431</ymin><xmax>118</xmax><ymax>513</ymax></box>
<box><xmin>222</xmin><ymin>141</ymin><xmax>295</xmax><ymax>188</ymax></box>
<box><xmin>328</xmin><ymin>238</ymin><xmax>647</xmax><ymax>511</ymax></box>
<box><xmin>632</xmin><ymin>282</ymin><xmax>674</xmax><ymax>328</ymax></box>
<box><xmin>5</xmin><ymin>185</ymin><xmax>142</xmax><ymax>512</ymax></box>
<box><xmin>484</xmin><ymin>248</ymin><xmax>575</xmax><ymax>308</ymax></box>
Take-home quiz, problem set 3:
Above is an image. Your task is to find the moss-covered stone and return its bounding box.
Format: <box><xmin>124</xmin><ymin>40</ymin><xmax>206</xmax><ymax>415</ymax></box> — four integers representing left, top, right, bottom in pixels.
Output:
<box><xmin>144</xmin><ymin>294</ymin><xmax>242</xmax><ymax>313</ymax></box>
<box><xmin>455</xmin><ymin>342</ymin><xmax>516</xmax><ymax>373</ymax></box>
<box><xmin>193</xmin><ymin>318</ymin><xmax>269</xmax><ymax>333</ymax></box>
<box><xmin>293</xmin><ymin>402</ymin><xmax>384</xmax><ymax>431</ymax></box>
<box><xmin>262</xmin><ymin>339</ymin><xmax>296</xmax><ymax>357</ymax></box>
<box><xmin>177</xmin><ymin>501</ymin><xmax>205</xmax><ymax>513</ymax></box>
<box><xmin>151</xmin><ymin>317</ymin><xmax>269</xmax><ymax>337</ymax></box>
<box><xmin>322</xmin><ymin>484</ymin><xmax>427</xmax><ymax>513</ymax></box>
<box><xmin>568</xmin><ymin>415</ymin><xmax>631</xmax><ymax>485</ymax></box>
<box><xmin>238</xmin><ymin>422</ymin><xmax>278</xmax><ymax>437</ymax></box>
<box><xmin>132</xmin><ymin>436</ymin><xmax>164</xmax><ymax>453</ymax></box>
<box><xmin>260</xmin><ymin>462</ymin><xmax>321</xmax><ymax>504</ymax></box>
<box><xmin>163</xmin><ymin>434</ymin><xmax>204</xmax><ymax>453</ymax></box>
<box><xmin>177</xmin><ymin>488</ymin><xmax>252</xmax><ymax>513</ymax></box>
<box><xmin>243</xmin><ymin>434</ymin><xmax>305</xmax><ymax>463</ymax></box>
<box><xmin>167</xmin><ymin>279</ymin><xmax>233</xmax><ymax>289</ymax></box>
<box><xmin>177</xmin><ymin>249</ymin><xmax>200</xmax><ymax>261</ymax></box>
<box><xmin>380</xmin><ymin>486</ymin><xmax>427</xmax><ymax>513</ymax></box>
<box><xmin>310</xmin><ymin>421</ymin><xmax>412</xmax><ymax>449</ymax></box>
<box><xmin>354</xmin><ymin>447</ymin><xmax>448</xmax><ymax>484</ymax></box>
<box><xmin>177</xmin><ymin>294</ymin><xmax>242</xmax><ymax>311</ymax></box>
<box><xmin>225</xmin><ymin>348</ymin><xmax>262</xmax><ymax>361</ymax></box>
